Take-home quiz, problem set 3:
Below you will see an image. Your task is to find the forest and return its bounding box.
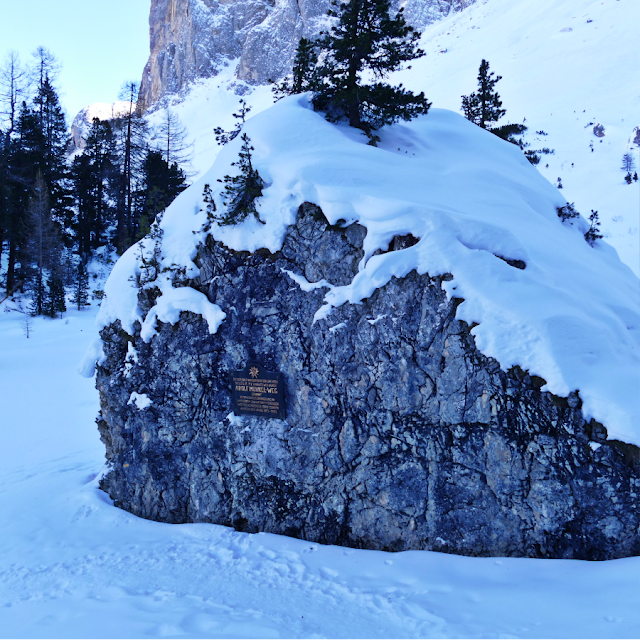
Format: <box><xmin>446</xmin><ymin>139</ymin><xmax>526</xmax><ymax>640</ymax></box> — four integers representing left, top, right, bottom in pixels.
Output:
<box><xmin>0</xmin><ymin>48</ymin><xmax>190</xmax><ymax>315</ymax></box>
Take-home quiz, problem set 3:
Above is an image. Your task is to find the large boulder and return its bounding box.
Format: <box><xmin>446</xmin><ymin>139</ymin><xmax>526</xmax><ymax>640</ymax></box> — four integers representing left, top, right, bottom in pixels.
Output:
<box><xmin>96</xmin><ymin>203</ymin><xmax>640</xmax><ymax>560</ymax></box>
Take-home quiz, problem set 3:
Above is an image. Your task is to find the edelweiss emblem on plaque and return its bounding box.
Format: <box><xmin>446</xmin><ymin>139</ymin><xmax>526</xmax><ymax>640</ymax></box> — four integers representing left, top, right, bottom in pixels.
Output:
<box><xmin>250</xmin><ymin>366</ymin><xmax>259</xmax><ymax>378</ymax></box>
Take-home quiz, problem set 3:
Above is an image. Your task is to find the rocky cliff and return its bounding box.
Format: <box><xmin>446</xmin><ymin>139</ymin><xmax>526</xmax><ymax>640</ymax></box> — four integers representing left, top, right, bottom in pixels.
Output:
<box><xmin>138</xmin><ymin>0</ymin><xmax>477</xmax><ymax>109</ymax></box>
<box><xmin>96</xmin><ymin>203</ymin><xmax>640</xmax><ymax>560</ymax></box>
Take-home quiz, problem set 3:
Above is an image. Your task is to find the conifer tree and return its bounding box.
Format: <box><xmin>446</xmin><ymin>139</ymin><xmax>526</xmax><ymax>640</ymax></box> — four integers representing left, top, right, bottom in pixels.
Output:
<box><xmin>461</xmin><ymin>60</ymin><xmax>506</xmax><ymax>130</ymax></box>
<box><xmin>212</xmin><ymin>133</ymin><xmax>265</xmax><ymax>225</ymax></box>
<box><xmin>114</xmin><ymin>81</ymin><xmax>148</xmax><ymax>252</ymax></box>
<box><xmin>33</xmin><ymin>74</ymin><xmax>72</xmax><ymax>235</ymax></box>
<box><xmin>312</xmin><ymin>0</ymin><xmax>430</xmax><ymax>141</ymax></box>
<box><xmin>72</xmin><ymin>118</ymin><xmax>118</xmax><ymax>260</ymax></box>
<box><xmin>137</xmin><ymin>149</ymin><xmax>187</xmax><ymax>238</ymax></box>
<box><xmin>584</xmin><ymin>210</ymin><xmax>603</xmax><ymax>246</ymax></box>
<box><xmin>45</xmin><ymin>268</ymin><xmax>66</xmax><ymax>317</ymax></box>
<box><xmin>0</xmin><ymin>51</ymin><xmax>28</xmax><ymax>134</ymax></box>
<box><xmin>214</xmin><ymin>100</ymin><xmax>251</xmax><ymax>146</ymax></box>
<box><xmin>23</xmin><ymin>171</ymin><xmax>63</xmax><ymax>315</ymax></box>
<box><xmin>71</xmin><ymin>261</ymin><xmax>90</xmax><ymax>310</ymax></box>
<box><xmin>273</xmin><ymin>38</ymin><xmax>318</xmax><ymax>99</ymax></box>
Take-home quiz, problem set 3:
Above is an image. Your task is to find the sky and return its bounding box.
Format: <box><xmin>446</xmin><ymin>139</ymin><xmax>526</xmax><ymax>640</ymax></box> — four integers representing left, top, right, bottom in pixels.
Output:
<box><xmin>0</xmin><ymin>0</ymin><xmax>150</xmax><ymax>122</ymax></box>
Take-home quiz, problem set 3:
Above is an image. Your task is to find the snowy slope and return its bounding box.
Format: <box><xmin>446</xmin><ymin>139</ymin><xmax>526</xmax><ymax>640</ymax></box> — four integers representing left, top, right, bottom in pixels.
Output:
<box><xmin>158</xmin><ymin>0</ymin><xmax>640</xmax><ymax>278</ymax></box>
<box><xmin>2</xmin><ymin>302</ymin><xmax>640</xmax><ymax>637</ymax></box>
<box><xmin>99</xmin><ymin>96</ymin><xmax>640</xmax><ymax>447</ymax></box>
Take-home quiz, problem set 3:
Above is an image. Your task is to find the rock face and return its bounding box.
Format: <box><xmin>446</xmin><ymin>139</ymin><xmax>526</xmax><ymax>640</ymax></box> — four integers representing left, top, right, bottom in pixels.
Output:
<box><xmin>138</xmin><ymin>0</ymin><xmax>477</xmax><ymax>109</ymax></box>
<box><xmin>96</xmin><ymin>204</ymin><xmax>640</xmax><ymax>560</ymax></box>
<box><xmin>68</xmin><ymin>102</ymin><xmax>132</xmax><ymax>153</ymax></box>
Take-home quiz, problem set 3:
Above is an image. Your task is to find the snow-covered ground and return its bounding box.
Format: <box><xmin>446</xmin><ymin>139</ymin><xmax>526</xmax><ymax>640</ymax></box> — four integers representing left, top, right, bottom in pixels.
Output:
<box><xmin>157</xmin><ymin>0</ymin><xmax>640</xmax><ymax>278</ymax></box>
<box><xmin>2</xmin><ymin>302</ymin><xmax>640</xmax><ymax>638</ymax></box>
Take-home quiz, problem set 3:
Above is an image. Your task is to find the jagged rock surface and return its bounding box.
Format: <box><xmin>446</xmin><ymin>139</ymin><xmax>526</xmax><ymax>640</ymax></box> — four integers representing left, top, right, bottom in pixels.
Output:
<box><xmin>96</xmin><ymin>204</ymin><xmax>640</xmax><ymax>560</ymax></box>
<box><xmin>138</xmin><ymin>0</ymin><xmax>477</xmax><ymax>109</ymax></box>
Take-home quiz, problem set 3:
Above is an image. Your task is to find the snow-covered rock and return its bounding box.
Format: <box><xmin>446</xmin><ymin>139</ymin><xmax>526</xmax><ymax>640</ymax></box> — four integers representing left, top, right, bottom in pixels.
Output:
<box><xmin>92</xmin><ymin>97</ymin><xmax>640</xmax><ymax>559</ymax></box>
<box><xmin>69</xmin><ymin>101</ymin><xmax>133</xmax><ymax>152</ymax></box>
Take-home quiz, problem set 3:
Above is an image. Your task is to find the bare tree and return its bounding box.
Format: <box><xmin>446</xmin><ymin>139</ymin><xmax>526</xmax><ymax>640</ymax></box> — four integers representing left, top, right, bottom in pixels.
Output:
<box><xmin>154</xmin><ymin>108</ymin><xmax>193</xmax><ymax>170</ymax></box>
<box><xmin>0</xmin><ymin>51</ymin><xmax>28</xmax><ymax>133</ymax></box>
<box><xmin>31</xmin><ymin>47</ymin><xmax>60</xmax><ymax>91</ymax></box>
<box><xmin>20</xmin><ymin>313</ymin><xmax>33</xmax><ymax>338</ymax></box>
<box><xmin>115</xmin><ymin>81</ymin><xmax>148</xmax><ymax>251</ymax></box>
<box><xmin>621</xmin><ymin>152</ymin><xmax>636</xmax><ymax>173</ymax></box>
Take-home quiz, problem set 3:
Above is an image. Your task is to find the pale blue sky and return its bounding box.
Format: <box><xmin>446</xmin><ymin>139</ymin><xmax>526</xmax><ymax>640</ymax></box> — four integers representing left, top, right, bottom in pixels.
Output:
<box><xmin>0</xmin><ymin>0</ymin><xmax>150</xmax><ymax>121</ymax></box>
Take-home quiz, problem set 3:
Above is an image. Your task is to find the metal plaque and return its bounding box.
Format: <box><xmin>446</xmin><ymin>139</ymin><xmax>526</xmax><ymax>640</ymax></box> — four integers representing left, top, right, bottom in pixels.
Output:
<box><xmin>230</xmin><ymin>363</ymin><xmax>286</xmax><ymax>420</ymax></box>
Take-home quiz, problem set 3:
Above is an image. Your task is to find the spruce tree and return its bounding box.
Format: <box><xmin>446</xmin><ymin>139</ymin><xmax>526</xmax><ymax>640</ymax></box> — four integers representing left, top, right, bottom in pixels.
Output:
<box><xmin>312</xmin><ymin>0</ymin><xmax>430</xmax><ymax>140</ymax></box>
<box><xmin>273</xmin><ymin>38</ymin><xmax>318</xmax><ymax>99</ymax></box>
<box><xmin>45</xmin><ymin>270</ymin><xmax>66</xmax><ymax>317</ymax></box>
<box><xmin>137</xmin><ymin>149</ymin><xmax>187</xmax><ymax>238</ymax></box>
<box><xmin>461</xmin><ymin>60</ymin><xmax>506</xmax><ymax>130</ymax></box>
<box><xmin>72</xmin><ymin>118</ymin><xmax>118</xmax><ymax>260</ymax></box>
<box><xmin>71</xmin><ymin>261</ymin><xmax>90</xmax><ymax>309</ymax></box>
<box><xmin>212</xmin><ymin>133</ymin><xmax>265</xmax><ymax>226</ymax></box>
<box><xmin>23</xmin><ymin>171</ymin><xmax>63</xmax><ymax>315</ymax></box>
<box><xmin>33</xmin><ymin>74</ymin><xmax>72</xmax><ymax>238</ymax></box>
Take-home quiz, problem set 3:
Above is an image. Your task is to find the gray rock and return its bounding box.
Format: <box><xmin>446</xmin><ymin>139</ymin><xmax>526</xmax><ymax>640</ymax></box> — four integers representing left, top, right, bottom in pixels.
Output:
<box><xmin>96</xmin><ymin>203</ymin><xmax>640</xmax><ymax>559</ymax></box>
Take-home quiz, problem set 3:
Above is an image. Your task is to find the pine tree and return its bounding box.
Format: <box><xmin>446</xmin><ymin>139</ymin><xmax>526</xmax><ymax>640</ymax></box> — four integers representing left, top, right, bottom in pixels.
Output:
<box><xmin>312</xmin><ymin>0</ymin><xmax>430</xmax><ymax>141</ymax></box>
<box><xmin>273</xmin><ymin>38</ymin><xmax>318</xmax><ymax>99</ymax></box>
<box><xmin>213</xmin><ymin>133</ymin><xmax>265</xmax><ymax>226</ymax></box>
<box><xmin>137</xmin><ymin>149</ymin><xmax>187</xmax><ymax>238</ymax></box>
<box><xmin>461</xmin><ymin>60</ymin><xmax>506</xmax><ymax>130</ymax></box>
<box><xmin>214</xmin><ymin>100</ymin><xmax>251</xmax><ymax>146</ymax></box>
<box><xmin>584</xmin><ymin>210</ymin><xmax>603</xmax><ymax>246</ymax></box>
<box><xmin>23</xmin><ymin>171</ymin><xmax>63</xmax><ymax>314</ymax></box>
<box><xmin>556</xmin><ymin>202</ymin><xmax>580</xmax><ymax>224</ymax></box>
<box><xmin>72</xmin><ymin>118</ymin><xmax>119</xmax><ymax>260</ymax></box>
<box><xmin>71</xmin><ymin>261</ymin><xmax>90</xmax><ymax>310</ymax></box>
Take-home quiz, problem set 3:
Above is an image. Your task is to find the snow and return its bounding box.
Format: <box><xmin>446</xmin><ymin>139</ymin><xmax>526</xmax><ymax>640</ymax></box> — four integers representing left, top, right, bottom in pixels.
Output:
<box><xmin>139</xmin><ymin>286</ymin><xmax>226</xmax><ymax>342</ymax></box>
<box><xmin>98</xmin><ymin>94</ymin><xmax>640</xmax><ymax>448</ymax></box>
<box><xmin>2</xmin><ymin>301</ymin><xmax>640</xmax><ymax>637</ymax></box>
<box><xmin>128</xmin><ymin>391</ymin><xmax>153</xmax><ymax>410</ymax></box>
<box><xmin>393</xmin><ymin>0</ymin><xmax>640</xmax><ymax>278</ymax></box>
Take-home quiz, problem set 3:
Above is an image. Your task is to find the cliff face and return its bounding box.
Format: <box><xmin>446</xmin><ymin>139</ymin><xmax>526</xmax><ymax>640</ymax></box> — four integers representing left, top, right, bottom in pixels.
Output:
<box><xmin>96</xmin><ymin>203</ymin><xmax>640</xmax><ymax>560</ymax></box>
<box><xmin>138</xmin><ymin>0</ymin><xmax>477</xmax><ymax>109</ymax></box>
